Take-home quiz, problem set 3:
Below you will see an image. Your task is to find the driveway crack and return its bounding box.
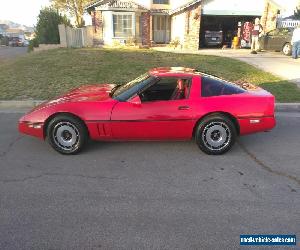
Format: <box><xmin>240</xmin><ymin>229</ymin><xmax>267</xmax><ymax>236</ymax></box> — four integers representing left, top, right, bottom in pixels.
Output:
<box><xmin>238</xmin><ymin>141</ymin><xmax>300</xmax><ymax>186</ymax></box>
<box><xmin>0</xmin><ymin>173</ymin><xmax>121</xmax><ymax>183</ymax></box>
<box><xmin>0</xmin><ymin>135</ymin><xmax>23</xmax><ymax>158</ymax></box>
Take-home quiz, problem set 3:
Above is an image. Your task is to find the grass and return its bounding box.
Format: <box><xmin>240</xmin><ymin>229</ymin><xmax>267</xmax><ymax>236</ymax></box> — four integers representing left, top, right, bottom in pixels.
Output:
<box><xmin>0</xmin><ymin>48</ymin><xmax>300</xmax><ymax>102</ymax></box>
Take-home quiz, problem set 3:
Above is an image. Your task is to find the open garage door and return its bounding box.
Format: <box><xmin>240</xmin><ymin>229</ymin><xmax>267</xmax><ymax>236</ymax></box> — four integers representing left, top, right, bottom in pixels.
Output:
<box><xmin>199</xmin><ymin>15</ymin><xmax>259</xmax><ymax>48</ymax></box>
<box><xmin>199</xmin><ymin>0</ymin><xmax>264</xmax><ymax>48</ymax></box>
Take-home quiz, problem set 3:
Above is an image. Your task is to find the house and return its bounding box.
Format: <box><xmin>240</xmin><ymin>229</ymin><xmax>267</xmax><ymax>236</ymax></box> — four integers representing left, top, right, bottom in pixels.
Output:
<box><xmin>276</xmin><ymin>0</ymin><xmax>300</xmax><ymax>28</ymax></box>
<box><xmin>0</xmin><ymin>24</ymin><xmax>9</xmax><ymax>36</ymax></box>
<box><xmin>0</xmin><ymin>27</ymin><xmax>4</xmax><ymax>36</ymax></box>
<box><xmin>5</xmin><ymin>28</ymin><xmax>25</xmax><ymax>38</ymax></box>
<box><xmin>85</xmin><ymin>0</ymin><xmax>283</xmax><ymax>50</ymax></box>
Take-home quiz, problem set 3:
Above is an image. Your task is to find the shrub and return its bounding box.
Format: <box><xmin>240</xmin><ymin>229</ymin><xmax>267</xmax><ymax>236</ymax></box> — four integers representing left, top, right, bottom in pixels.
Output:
<box><xmin>35</xmin><ymin>7</ymin><xmax>71</xmax><ymax>44</ymax></box>
<box><xmin>112</xmin><ymin>40</ymin><xmax>121</xmax><ymax>47</ymax></box>
<box><xmin>126</xmin><ymin>37</ymin><xmax>137</xmax><ymax>46</ymax></box>
<box><xmin>169</xmin><ymin>37</ymin><xmax>181</xmax><ymax>49</ymax></box>
<box><xmin>294</xmin><ymin>7</ymin><xmax>300</xmax><ymax>20</ymax></box>
<box><xmin>0</xmin><ymin>35</ymin><xmax>9</xmax><ymax>46</ymax></box>
<box><xmin>27</xmin><ymin>38</ymin><xmax>39</xmax><ymax>52</ymax></box>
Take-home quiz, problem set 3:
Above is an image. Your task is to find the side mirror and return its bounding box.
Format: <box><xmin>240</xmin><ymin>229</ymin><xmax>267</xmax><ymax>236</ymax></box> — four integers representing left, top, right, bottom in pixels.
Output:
<box><xmin>128</xmin><ymin>95</ymin><xmax>141</xmax><ymax>106</ymax></box>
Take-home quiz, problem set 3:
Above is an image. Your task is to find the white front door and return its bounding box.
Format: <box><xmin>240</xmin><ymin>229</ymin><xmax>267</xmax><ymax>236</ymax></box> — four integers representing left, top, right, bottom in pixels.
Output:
<box><xmin>153</xmin><ymin>15</ymin><xmax>170</xmax><ymax>43</ymax></box>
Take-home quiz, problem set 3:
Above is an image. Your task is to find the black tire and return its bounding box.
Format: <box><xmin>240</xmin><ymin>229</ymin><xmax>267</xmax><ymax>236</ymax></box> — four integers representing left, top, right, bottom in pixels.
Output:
<box><xmin>195</xmin><ymin>114</ymin><xmax>237</xmax><ymax>155</ymax></box>
<box><xmin>46</xmin><ymin>114</ymin><xmax>88</xmax><ymax>155</ymax></box>
<box><xmin>282</xmin><ymin>43</ymin><xmax>292</xmax><ymax>56</ymax></box>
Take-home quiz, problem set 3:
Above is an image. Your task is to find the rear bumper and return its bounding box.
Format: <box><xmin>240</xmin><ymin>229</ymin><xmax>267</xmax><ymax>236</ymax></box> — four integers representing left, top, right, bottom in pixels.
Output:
<box><xmin>205</xmin><ymin>41</ymin><xmax>222</xmax><ymax>46</ymax></box>
<box><xmin>238</xmin><ymin>116</ymin><xmax>276</xmax><ymax>135</ymax></box>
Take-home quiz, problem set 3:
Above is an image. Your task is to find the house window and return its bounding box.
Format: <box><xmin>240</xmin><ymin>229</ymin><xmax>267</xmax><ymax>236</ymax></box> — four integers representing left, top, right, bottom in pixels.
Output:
<box><xmin>153</xmin><ymin>0</ymin><xmax>169</xmax><ymax>4</ymax></box>
<box><xmin>155</xmin><ymin>16</ymin><xmax>166</xmax><ymax>30</ymax></box>
<box><xmin>113</xmin><ymin>14</ymin><xmax>133</xmax><ymax>37</ymax></box>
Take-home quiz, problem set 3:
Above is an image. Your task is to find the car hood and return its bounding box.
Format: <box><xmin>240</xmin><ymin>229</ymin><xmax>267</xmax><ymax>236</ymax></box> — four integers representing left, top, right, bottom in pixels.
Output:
<box><xmin>33</xmin><ymin>84</ymin><xmax>116</xmax><ymax>111</ymax></box>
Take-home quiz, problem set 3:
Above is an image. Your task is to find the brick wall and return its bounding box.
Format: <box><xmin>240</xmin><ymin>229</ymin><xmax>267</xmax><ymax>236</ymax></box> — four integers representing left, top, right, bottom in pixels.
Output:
<box><xmin>92</xmin><ymin>10</ymin><xmax>104</xmax><ymax>45</ymax></box>
<box><xmin>141</xmin><ymin>12</ymin><xmax>151</xmax><ymax>46</ymax></box>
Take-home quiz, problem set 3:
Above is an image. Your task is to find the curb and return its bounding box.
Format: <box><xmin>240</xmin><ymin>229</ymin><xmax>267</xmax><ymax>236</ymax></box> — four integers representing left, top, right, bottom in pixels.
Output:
<box><xmin>275</xmin><ymin>103</ymin><xmax>300</xmax><ymax>112</ymax></box>
<box><xmin>0</xmin><ymin>100</ymin><xmax>299</xmax><ymax>112</ymax></box>
<box><xmin>0</xmin><ymin>100</ymin><xmax>44</xmax><ymax>109</ymax></box>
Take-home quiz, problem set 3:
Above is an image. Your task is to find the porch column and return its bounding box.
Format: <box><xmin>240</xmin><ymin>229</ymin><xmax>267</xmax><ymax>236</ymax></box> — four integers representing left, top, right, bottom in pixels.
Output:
<box><xmin>141</xmin><ymin>12</ymin><xmax>151</xmax><ymax>46</ymax></box>
<box><xmin>150</xmin><ymin>15</ymin><xmax>153</xmax><ymax>43</ymax></box>
<box><xmin>91</xmin><ymin>10</ymin><xmax>104</xmax><ymax>45</ymax></box>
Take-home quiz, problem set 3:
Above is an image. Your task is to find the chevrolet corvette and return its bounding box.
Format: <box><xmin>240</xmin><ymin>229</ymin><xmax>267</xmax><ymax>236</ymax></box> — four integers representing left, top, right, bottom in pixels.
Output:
<box><xmin>19</xmin><ymin>67</ymin><xmax>276</xmax><ymax>155</ymax></box>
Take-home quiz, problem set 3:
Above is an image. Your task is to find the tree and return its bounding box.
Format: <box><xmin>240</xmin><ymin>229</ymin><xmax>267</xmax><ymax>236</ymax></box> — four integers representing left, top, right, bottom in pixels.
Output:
<box><xmin>294</xmin><ymin>7</ymin><xmax>300</xmax><ymax>19</ymax></box>
<box><xmin>35</xmin><ymin>7</ymin><xmax>71</xmax><ymax>44</ymax></box>
<box><xmin>51</xmin><ymin>0</ymin><xmax>93</xmax><ymax>27</ymax></box>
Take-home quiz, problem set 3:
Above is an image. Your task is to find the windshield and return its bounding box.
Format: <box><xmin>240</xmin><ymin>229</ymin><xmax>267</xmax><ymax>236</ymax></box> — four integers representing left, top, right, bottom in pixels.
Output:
<box><xmin>112</xmin><ymin>73</ymin><xmax>156</xmax><ymax>101</ymax></box>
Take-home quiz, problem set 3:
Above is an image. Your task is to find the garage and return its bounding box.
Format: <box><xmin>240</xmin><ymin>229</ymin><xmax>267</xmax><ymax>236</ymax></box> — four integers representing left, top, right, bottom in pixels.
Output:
<box><xmin>199</xmin><ymin>15</ymin><xmax>260</xmax><ymax>48</ymax></box>
<box><xmin>199</xmin><ymin>0</ymin><xmax>265</xmax><ymax>48</ymax></box>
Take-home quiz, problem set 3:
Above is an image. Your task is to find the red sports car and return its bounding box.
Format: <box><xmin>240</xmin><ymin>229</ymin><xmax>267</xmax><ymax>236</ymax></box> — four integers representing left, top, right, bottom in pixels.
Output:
<box><xmin>19</xmin><ymin>67</ymin><xmax>276</xmax><ymax>155</ymax></box>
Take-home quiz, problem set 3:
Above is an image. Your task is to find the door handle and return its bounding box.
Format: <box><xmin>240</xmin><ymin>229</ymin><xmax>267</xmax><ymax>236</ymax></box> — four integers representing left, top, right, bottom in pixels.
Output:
<box><xmin>178</xmin><ymin>105</ymin><xmax>190</xmax><ymax>110</ymax></box>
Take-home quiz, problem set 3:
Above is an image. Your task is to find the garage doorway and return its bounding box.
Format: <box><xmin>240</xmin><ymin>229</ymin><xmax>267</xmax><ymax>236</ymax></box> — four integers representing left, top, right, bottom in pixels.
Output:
<box><xmin>199</xmin><ymin>15</ymin><xmax>259</xmax><ymax>48</ymax></box>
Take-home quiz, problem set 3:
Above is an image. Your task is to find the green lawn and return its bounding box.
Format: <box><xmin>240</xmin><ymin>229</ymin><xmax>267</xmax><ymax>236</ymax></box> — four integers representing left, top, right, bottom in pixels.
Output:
<box><xmin>0</xmin><ymin>48</ymin><xmax>300</xmax><ymax>102</ymax></box>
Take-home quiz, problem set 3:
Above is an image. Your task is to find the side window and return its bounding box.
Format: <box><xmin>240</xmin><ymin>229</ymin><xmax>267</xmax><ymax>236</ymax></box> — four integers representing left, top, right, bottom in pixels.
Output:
<box><xmin>278</xmin><ymin>28</ymin><xmax>289</xmax><ymax>35</ymax></box>
<box><xmin>153</xmin><ymin>0</ymin><xmax>169</xmax><ymax>4</ymax></box>
<box><xmin>201</xmin><ymin>77</ymin><xmax>245</xmax><ymax>97</ymax></box>
<box><xmin>268</xmin><ymin>29</ymin><xmax>279</xmax><ymax>36</ymax></box>
<box><xmin>140</xmin><ymin>77</ymin><xmax>190</xmax><ymax>102</ymax></box>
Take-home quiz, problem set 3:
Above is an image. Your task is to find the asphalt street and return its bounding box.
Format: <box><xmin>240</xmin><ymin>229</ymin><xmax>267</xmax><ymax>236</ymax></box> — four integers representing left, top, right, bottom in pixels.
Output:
<box><xmin>0</xmin><ymin>46</ymin><xmax>27</xmax><ymax>61</ymax></box>
<box><xmin>0</xmin><ymin>111</ymin><xmax>299</xmax><ymax>250</ymax></box>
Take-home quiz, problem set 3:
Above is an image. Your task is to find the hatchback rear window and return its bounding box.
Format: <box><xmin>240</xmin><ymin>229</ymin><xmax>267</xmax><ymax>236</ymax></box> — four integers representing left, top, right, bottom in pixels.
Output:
<box><xmin>201</xmin><ymin>76</ymin><xmax>245</xmax><ymax>97</ymax></box>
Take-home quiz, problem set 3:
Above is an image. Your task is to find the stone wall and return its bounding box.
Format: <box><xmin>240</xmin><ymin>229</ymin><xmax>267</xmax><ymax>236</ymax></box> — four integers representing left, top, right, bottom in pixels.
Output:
<box><xmin>171</xmin><ymin>4</ymin><xmax>201</xmax><ymax>50</ymax></box>
<box><xmin>183</xmin><ymin>5</ymin><xmax>201</xmax><ymax>50</ymax></box>
<box><xmin>33</xmin><ymin>44</ymin><xmax>62</xmax><ymax>52</ymax></box>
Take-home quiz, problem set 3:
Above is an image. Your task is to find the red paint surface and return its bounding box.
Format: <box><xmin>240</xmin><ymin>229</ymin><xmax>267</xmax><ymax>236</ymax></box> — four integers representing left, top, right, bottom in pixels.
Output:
<box><xmin>19</xmin><ymin>68</ymin><xmax>276</xmax><ymax>141</ymax></box>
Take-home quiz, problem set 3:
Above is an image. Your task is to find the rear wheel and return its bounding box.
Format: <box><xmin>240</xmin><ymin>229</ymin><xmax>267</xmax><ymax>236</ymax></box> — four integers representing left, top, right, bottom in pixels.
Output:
<box><xmin>195</xmin><ymin>115</ymin><xmax>237</xmax><ymax>155</ymax></box>
<box><xmin>46</xmin><ymin>115</ymin><xmax>88</xmax><ymax>154</ymax></box>
<box><xmin>282</xmin><ymin>43</ymin><xmax>292</xmax><ymax>56</ymax></box>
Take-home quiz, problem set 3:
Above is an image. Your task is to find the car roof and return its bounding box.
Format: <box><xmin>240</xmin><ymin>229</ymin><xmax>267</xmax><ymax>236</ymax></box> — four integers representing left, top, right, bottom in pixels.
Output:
<box><xmin>147</xmin><ymin>67</ymin><xmax>255</xmax><ymax>90</ymax></box>
<box><xmin>149</xmin><ymin>67</ymin><xmax>196</xmax><ymax>77</ymax></box>
<box><xmin>148</xmin><ymin>67</ymin><xmax>228</xmax><ymax>79</ymax></box>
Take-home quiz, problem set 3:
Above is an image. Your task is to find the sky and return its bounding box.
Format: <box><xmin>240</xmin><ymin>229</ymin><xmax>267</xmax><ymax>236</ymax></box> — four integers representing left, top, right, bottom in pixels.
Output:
<box><xmin>0</xmin><ymin>0</ymin><xmax>50</xmax><ymax>26</ymax></box>
<box><xmin>0</xmin><ymin>0</ymin><xmax>298</xmax><ymax>27</ymax></box>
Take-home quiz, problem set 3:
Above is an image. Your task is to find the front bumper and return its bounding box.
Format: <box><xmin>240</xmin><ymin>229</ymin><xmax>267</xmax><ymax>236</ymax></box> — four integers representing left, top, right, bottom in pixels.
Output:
<box><xmin>18</xmin><ymin>121</ymin><xmax>44</xmax><ymax>139</ymax></box>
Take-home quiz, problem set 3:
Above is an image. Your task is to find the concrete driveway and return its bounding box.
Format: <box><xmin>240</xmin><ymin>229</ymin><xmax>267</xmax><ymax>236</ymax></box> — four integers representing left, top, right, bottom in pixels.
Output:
<box><xmin>0</xmin><ymin>111</ymin><xmax>299</xmax><ymax>249</ymax></box>
<box><xmin>0</xmin><ymin>46</ymin><xmax>27</xmax><ymax>61</ymax></box>
<box><xmin>154</xmin><ymin>47</ymin><xmax>300</xmax><ymax>87</ymax></box>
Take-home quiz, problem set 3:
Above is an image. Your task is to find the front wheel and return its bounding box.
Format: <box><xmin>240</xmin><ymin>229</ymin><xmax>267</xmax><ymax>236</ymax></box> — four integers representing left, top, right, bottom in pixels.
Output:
<box><xmin>47</xmin><ymin>115</ymin><xmax>88</xmax><ymax>154</ymax></box>
<box><xmin>282</xmin><ymin>43</ymin><xmax>292</xmax><ymax>56</ymax></box>
<box><xmin>195</xmin><ymin>115</ymin><xmax>237</xmax><ymax>155</ymax></box>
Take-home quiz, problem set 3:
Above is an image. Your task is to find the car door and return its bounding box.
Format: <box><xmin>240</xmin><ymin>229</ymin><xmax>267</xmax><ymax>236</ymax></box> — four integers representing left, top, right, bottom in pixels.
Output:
<box><xmin>276</xmin><ymin>28</ymin><xmax>291</xmax><ymax>49</ymax></box>
<box><xmin>264</xmin><ymin>29</ymin><xmax>279</xmax><ymax>50</ymax></box>
<box><xmin>110</xmin><ymin>77</ymin><xmax>197</xmax><ymax>140</ymax></box>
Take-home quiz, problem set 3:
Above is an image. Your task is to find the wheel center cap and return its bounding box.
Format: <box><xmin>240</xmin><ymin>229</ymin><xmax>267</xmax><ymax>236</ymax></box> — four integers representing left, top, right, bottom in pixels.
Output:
<box><xmin>211</xmin><ymin>130</ymin><xmax>221</xmax><ymax>141</ymax></box>
<box><xmin>62</xmin><ymin>130</ymin><xmax>72</xmax><ymax>140</ymax></box>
